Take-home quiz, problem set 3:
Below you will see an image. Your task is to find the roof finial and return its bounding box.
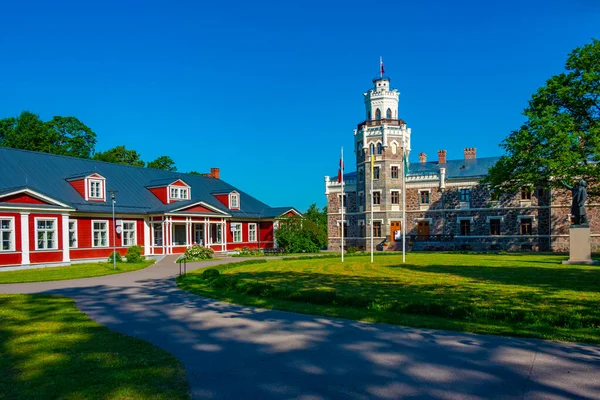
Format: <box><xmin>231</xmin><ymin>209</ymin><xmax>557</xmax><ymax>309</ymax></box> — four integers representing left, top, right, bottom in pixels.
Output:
<box><xmin>380</xmin><ymin>56</ymin><xmax>385</xmax><ymax>78</ymax></box>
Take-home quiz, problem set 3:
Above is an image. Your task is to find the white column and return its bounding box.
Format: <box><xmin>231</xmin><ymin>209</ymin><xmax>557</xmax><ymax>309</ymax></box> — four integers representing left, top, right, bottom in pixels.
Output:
<box><xmin>143</xmin><ymin>217</ymin><xmax>151</xmax><ymax>256</ymax></box>
<box><xmin>61</xmin><ymin>214</ymin><xmax>70</xmax><ymax>262</ymax></box>
<box><xmin>186</xmin><ymin>217</ymin><xmax>191</xmax><ymax>246</ymax></box>
<box><xmin>20</xmin><ymin>213</ymin><xmax>30</xmax><ymax>265</ymax></box>
<box><xmin>222</xmin><ymin>219</ymin><xmax>227</xmax><ymax>252</ymax></box>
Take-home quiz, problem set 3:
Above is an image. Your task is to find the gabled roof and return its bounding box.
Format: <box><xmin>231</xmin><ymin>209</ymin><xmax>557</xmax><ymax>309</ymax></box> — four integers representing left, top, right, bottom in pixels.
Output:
<box><xmin>145</xmin><ymin>178</ymin><xmax>189</xmax><ymax>188</ymax></box>
<box><xmin>65</xmin><ymin>171</ymin><xmax>104</xmax><ymax>181</ymax></box>
<box><xmin>0</xmin><ymin>186</ymin><xmax>74</xmax><ymax>209</ymax></box>
<box><xmin>0</xmin><ymin>147</ymin><xmax>296</xmax><ymax>217</ymax></box>
<box><xmin>261</xmin><ymin>207</ymin><xmax>302</xmax><ymax>218</ymax></box>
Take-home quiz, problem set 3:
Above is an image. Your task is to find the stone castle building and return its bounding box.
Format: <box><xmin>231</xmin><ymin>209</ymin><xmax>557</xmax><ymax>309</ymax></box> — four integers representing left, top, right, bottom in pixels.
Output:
<box><xmin>325</xmin><ymin>73</ymin><xmax>598</xmax><ymax>252</ymax></box>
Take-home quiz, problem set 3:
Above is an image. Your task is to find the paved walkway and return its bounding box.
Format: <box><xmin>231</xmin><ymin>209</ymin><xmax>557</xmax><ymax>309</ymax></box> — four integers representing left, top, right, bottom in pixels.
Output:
<box><xmin>2</xmin><ymin>257</ymin><xmax>600</xmax><ymax>399</ymax></box>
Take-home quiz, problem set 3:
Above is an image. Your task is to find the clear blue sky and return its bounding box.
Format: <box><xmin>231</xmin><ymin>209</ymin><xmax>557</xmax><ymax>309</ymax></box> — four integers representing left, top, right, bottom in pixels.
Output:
<box><xmin>1</xmin><ymin>1</ymin><xmax>598</xmax><ymax>212</ymax></box>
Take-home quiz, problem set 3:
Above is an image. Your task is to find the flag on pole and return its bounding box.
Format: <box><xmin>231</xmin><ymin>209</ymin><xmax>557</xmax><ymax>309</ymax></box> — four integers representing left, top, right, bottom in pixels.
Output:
<box><xmin>371</xmin><ymin>154</ymin><xmax>375</xmax><ymax>178</ymax></box>
<box><xmin>380</xmin><ymin>57</ymin><xmax>385</xmax><ymax>77</ymax></box>
<box><xmin>338</xmin><ymin>158</ymin><xmax>344</xmax><ymax>183</ymax></box>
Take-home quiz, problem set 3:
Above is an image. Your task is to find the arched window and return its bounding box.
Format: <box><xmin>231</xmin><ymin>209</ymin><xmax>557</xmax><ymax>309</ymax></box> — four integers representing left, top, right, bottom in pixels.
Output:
<box><xmin>375</xmin><ymin>108</ymin><xmax>381</xmax><ymax>120</ymax></box>
<box><xmin>386</xmin><ymin>108</ymin><xmax>392</xmax><ymax>119</ymax></box>
<box><xmin>377</xmin><ymin>143</ymin><xmax>383</xmax><ymax>155</ymax></box>
<box><xmin>369</xmin><ymin>143</ymin><xmax>375</xmax><ymax>155</ymax></box>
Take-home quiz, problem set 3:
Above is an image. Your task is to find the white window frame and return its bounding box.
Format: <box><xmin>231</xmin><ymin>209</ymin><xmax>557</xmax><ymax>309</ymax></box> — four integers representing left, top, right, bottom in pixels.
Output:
<box><xmin>0</xmin><ymin>216</ymin><xmax>15</xmax><ymax>252</ymax></box>
<box><xmin>68</xmin><ymin>220</ymin><xmax>78</xmax><ymax>249</ymax></box>
<box><xmin>419</xmin><ymin>189</ymin><xmax>431</xmax><ymax>204</ymax></box>
<box><xmin>88</xmin><ymin>179</ymin><xmax>104</xmax><ymax>200</ymax></box>
<box><xmin>210</xmin><ymin>223</ymin><xmax>223</xmax><ymax>244</ymax></box>
<box><xmin>92</xmin><ymin>220</ymin><xmax>109</xmax><ymax>248</ymax></box>
<box><xmin>122</xmin><ymin>220</ymin><xmax>137</xmax><ymax>246</ymax></box>
<box><xmin>248</xmin><ymin>223</ymin><xmax>257</xmax><ymax>242</ymax></box>
<box><xmin>229</xmin><ymin>192</ymin><xmax>240</xmax><ymax>209</ymax></box>
<box><xmin>169</xmin><ymin>185</ymin><xmax>191</xmax><ymax>201</ymax></box>
<box><xmin>373</xmin><ymin>166</ymin><xmax>380</xmax><ymax>180</ymax></box>
<box><xmin>35</xmin><ymin>217</ymin><xmax>58</xmax><ymax>250</ymax></box>
<box><xmin>390</xmin><ymin>164</ymin><xmax>400</xmax><ymax>179</ymax></box>
<box><xmin>372</xmin><ymin>190</ymin><xmax>382</xmax><ymax>205</ymax></box>
<box><xmin>231</xmin><ymin>222</ymin><xmax>242</xmax><ymax>243</ymax></box>
<box><xmin>457</xmin><ymin>216</ymin><xmax>474</xmax><ymax>237</ymax></box>
<box><xmin>153</xmin><ymin>223</ymin><xmax>163</xmax><ymax>246</ymax></box>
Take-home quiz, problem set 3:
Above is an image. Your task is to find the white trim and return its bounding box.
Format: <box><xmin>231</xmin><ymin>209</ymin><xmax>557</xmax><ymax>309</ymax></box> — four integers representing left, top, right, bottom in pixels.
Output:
<box><xmin>517</xmin><ymin>215</ymin><xmax>536</xmax><ymax>222</ymax></box>
<box><xmin>122</xmin><ymin>220</ymin><xmax>137</xmax><ymax>246</ymax></box>
<box><xmin>0</xmin><ymin>188</ymin><xmax>72</xmax><ymax>208</ymax></box>
<box><xmin>248</xmin><ymin>223</ymin><xmax>257</xmax><ymax>242</ymax></box>
<box><xmin>168</xmin><ymin>201</ymin><xmax>230</xmax><ymax>216</ymax></box>
<box><xmin>91</xmin><ymin>220</ymin><xmax>109</xmax><ymax>248</ymax></box>
<box><xmin>20</xmin><ymin>213</ymin><xmax>30</xmax><ymax>264</ymax></box>
<box><xmin>231</xmin><ymin>222</ymin><xmax>242</xmax><ymax>243</ymax></box>
<box><xmin>34</xmin><ymin>217</ymin><xmax>59</xmax><ymax>251</ymax></box>
<box><xmin>0</xmin><ymin>216</ymin><xmax>16</xmax><ymax>253</ymax></box>
<box><xmin>61</xmin><ymin>214</ymin><xmax>70</xmax><ymax>262</ymax></box>
<box><xmin>457</xmin><ymin>216</ymin><xmax>475</xmax><ymax>223</ymax></box>
<box><xmin>486</xmin><ymin>216</ymin><xmax>504</xmax><ymax>223</ymax></box>
<box><xmin>144</xmin><ymin>218</ymin><xmax>151</xmax><ymax>255</ymax></box>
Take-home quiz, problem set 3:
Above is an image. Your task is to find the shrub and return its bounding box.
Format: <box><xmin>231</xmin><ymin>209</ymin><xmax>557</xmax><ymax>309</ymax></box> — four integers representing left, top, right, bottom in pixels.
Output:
<box><xmin>239</xmin><ymin>246</ymin><xmax>262</xmax><ymax>256</ymax></box>
<box><xmin>125</xmin><ymin>245</ymin><xmax>144</xmax><ymax>263</ymax></box>
<box><xmin>184</xmin><ymin>245</ymin><xmax>214</xmax><ymax>261</ymax></box>
<box><xmin>202</xmin><ymin>268</ymin><xmax>220</xmax><ymax>280</ymax></box>
<box><xmin>346</xmin><ymin>246</ymin><xmax>359</xmax><ymax>255</ymax></box>
<box><xmin>108</xmin><ymin>251</ymin><xmax>122</xmax><ymax>263</ymax></box>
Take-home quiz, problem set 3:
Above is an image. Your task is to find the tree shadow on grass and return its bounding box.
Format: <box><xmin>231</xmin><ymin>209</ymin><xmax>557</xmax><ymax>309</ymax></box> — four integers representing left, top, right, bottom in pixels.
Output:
<box><xmin>20</xmin><ymin>277</ymin><xmax>600</xmax><ymax>399</ymax></box>
<box><xmin>0</xmin><ymin>294</ymin><xmax>188</xmax><ymax>399</ymax></box>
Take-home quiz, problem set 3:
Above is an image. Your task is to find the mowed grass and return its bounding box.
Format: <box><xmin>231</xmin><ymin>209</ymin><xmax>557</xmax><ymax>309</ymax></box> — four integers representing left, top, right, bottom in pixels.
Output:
<box><xmin>0</xmin><ymin>294</ymin><xmax>189</xmax><ymax>399</ymax></box>
<box><xmin>0</xmin><ymin>261</ymin><xmax>155</xmax><ymax>284</ymax></box>
<box><xmin>177</xmin><ymin>253</ymin><xmax>600</xmax><ymax>344</ymax></box>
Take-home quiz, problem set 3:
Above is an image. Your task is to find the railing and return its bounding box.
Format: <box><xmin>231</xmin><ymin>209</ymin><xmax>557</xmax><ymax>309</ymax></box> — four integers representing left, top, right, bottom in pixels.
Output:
<box><xmin>357</xmin><ymin>118</ymin><xmax>406</xmax><ymax>129</ymax></box>
<box><xmin>409</xmin><ymin>234</ymin><xmax>455</xmax><ymax>242</ymax></box>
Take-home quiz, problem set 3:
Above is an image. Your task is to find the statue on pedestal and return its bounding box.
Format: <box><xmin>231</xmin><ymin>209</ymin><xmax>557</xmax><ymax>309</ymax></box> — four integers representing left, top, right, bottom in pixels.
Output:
<box><xmin>561</xmin><ymin>179</ymin><xmax>588</xmax><ymax>226</ymax></box>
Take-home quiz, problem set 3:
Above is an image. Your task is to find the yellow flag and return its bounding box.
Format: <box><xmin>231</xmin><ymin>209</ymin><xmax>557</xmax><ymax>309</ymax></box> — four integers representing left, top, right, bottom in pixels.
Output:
<box><xmin>371</xmin><ymin>154</ymin><xmax>374</xmax><ymax>179</ymax></box>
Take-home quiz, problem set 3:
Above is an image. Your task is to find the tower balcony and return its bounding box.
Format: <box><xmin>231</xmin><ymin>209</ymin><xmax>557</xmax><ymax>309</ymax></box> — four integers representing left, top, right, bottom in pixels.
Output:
<box><xmin>357</xmin><ymin>118</ymin><xmax>407</xmax><ymax>130</ymax></box>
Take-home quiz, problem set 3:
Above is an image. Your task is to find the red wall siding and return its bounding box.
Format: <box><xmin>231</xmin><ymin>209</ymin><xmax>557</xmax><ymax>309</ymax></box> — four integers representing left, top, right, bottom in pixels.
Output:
<box><xmin>69</xmin><ymin>179</ymin><xmax>86</xmax><ymax>198</ymax></box>
<box><xmin>1</xmin><ymin>194</ymin><xmax>47</xmax><ymax>205</ymax></box>
<box><xmin>30</xmin><ymin>251</ymin><xmax>62</xmax><ymax>263</ymax></box>
<box><xmin>182</xmin><ymin>205</ymin><xmax>213</xmax><ymax>213</ymax></box>
<box><xmin>149</xmin><ymin>187</ymin><xmax>168</xmax><ymax>204</ymax></box>
<box><xmin>260</xmin><ymin>221</ymin><xmax>274</xmax><ymax>248</ymax></box>
<box><xmin>214</xmin><ymin>194</ymin><xmax>229</xmax><ymax>208</ymax></box>
<box><xmin>0</xmin><ymin>253</ymin><xmax>21</xmax><ymax>266</ymax></box>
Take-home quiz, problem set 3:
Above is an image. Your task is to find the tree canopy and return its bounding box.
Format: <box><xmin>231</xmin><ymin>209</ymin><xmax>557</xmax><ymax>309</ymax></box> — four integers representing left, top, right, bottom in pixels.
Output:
<box><xmin>0</xmin><ymin>111</ymin><xmax>96</xmax><ymax>158</ymax></box>
<box><xmin>484</xmin><ymin>39</ymin><xmax>600</xmax><ymax>195</ymax></box>
<box><xmin>274</xmin><ymin>204</ymin><xmax>328</xmax><ymax>253</ymax></box>
<box><xmin>93</xmin><ymin>145</ymin><xmax>145</xmax><ymax>167</ymax></box>
<box><xmin>147</xmin><ymin>155</ymin><xmax>177</xmax><ymax>171</ymax></box>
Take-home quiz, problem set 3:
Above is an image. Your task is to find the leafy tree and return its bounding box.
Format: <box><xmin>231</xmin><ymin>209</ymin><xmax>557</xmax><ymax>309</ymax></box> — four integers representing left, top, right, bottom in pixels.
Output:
<box><xmin>304</xmin><ymin>203</ymin><xmax>328</xmax><ymax>235</ymax></box>
<box><xmin>274</xmin><ymin>217</ymin><xmax>327</xmax><ymax>253</ymax></box>
<box><xmin>0</xmin><ymin>111</ymin><xmax>54</xmax><ymax>153</ymax></box>
<box><xmin>188</xmin><ymin>171</ymin><xmax>202</xmax><ymax>176</ymax></box>
<box><xmin>484</xmin><ymin>39</ymin><xmax>600</xmax><ymax>195</ymax></box>
<box><xmin>46</xmin><ymin>116</ymin><xmax>97</xmax><ymax>158</ymax></box>
<box><xmin>0</xmin><ymin>111</ymin><xmax>97</xmax><ymax>158</ymax></box>
<box><xmin>147</xmin><ymin>155</ymin><xmax>177</xmax><ymax>171</ymax></box>
<box><xmin>93</xmin><ymin>145</ymin><xmax>145</xmax><ymax>167</ymax></box>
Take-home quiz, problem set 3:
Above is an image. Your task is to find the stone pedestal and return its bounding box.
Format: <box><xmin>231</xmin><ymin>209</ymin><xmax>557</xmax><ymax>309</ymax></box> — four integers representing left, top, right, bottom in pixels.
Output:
<box><xmin>562</xmin><ymin>226</ymin><xmax>599</xmax><ymax>265</ymax></box>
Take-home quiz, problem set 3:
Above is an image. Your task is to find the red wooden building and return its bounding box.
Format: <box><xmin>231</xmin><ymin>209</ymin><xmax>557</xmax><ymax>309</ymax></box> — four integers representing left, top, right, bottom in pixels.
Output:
<box><xmin>0</xmin><ymin>147</ymin><xmax>300</xmax><ymax>268</ymax></box>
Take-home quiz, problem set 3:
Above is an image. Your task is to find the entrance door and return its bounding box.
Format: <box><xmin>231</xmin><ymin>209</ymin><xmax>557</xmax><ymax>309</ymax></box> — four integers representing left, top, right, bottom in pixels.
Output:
<box><xmin>417</xmin><ymin>221</ymin><xmax>430</xmax><ymax>238</ymax></box>
<box><xmin>390</xmin><ymin>221</ymin><xmax>401</xmax><ymax>242</ymax></box>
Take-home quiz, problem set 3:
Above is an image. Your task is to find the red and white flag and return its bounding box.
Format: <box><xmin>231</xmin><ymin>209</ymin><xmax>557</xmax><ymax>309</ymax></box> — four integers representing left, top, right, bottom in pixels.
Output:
<box><xmin>380</xmin><ymin>56</ymin><xmax>385</xmax><ymax>77</ymax></box>
<box><xmin>338</xmin><ymin>158</ymin><xmax>344</xmax><ymax>183</ymax></box>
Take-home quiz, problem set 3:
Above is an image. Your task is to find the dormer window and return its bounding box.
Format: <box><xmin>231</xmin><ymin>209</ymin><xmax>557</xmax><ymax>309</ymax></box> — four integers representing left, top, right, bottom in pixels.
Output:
<box><xmin>230</xmin><ymin>192</ymin><xmax>240</xmax><ymax>209</ymax></box>
<box><xmin>89</xmin><ymin>179</ymin><xmax>103</xmax><ymax>199</ymax></box>
<box><xmin>170</xmin><ymin>187</ymin><xmax>189</xmax><ymax>200</ymax></box>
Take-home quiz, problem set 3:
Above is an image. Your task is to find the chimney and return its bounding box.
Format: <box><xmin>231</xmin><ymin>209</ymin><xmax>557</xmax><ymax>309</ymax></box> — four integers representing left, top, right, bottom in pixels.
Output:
<box><xmin>419</xmin><ymin>152</ymin><xmax>427</xmax><ymax>163</ymax></box>
<box><xmin>210</xmin><ymin>167</ymin><xmax>220</xmax><ymax>179</ymax></box>
<box><xmin>464</xmin><ymin>147</ymin><xmax>477</xmax><ymax>160</ymax></box>
<box><xmin>437</xmin><ymin>150</ymin><xmax>447</xmax><ymax>164</ymax></box>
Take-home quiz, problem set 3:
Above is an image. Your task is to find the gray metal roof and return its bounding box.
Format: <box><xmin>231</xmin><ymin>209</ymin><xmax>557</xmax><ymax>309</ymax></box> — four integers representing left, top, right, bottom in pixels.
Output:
<box><xmin>0</xmin><ymin>147</ymin><xmax>298</xmax><ymax>218</ymax></box>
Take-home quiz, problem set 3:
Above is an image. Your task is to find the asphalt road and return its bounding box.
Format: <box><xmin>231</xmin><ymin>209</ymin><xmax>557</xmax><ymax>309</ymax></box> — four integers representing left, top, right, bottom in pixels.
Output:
<box><xmin>2</xmin><ymin>256</ymin><xmax>599</xmax><ymax>399</ymax></box>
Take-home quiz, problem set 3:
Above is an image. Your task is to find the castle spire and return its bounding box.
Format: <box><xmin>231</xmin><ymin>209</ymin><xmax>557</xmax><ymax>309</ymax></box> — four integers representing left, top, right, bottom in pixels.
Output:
<box><xmin>380</xmin><ymin>57</ymin><xmax>385</xmax><ymax>78</ymax></box>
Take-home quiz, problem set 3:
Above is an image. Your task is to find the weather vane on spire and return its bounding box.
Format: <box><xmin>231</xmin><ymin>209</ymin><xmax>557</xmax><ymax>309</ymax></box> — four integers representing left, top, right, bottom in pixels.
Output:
<box><xmin>380</xmin><ymin>57</ymin><xmax>385</xmax><ymax>78</ymax></box>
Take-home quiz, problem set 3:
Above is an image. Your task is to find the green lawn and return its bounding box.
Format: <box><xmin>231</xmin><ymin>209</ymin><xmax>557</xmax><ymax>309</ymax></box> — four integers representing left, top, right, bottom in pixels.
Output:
<box><xmin>0</xmin><ymin>261</ymin><xmax>155</xmax><ymax>284</ymax></box>
<box><xmin>177</xmin><ymin>253</ymin><xmax>600</xmax><ymax>344</ymax></box>
<box><xmin>0</xmin><ymin>294</ymin><xmax>189</xmax><ymax>399</ymax></box>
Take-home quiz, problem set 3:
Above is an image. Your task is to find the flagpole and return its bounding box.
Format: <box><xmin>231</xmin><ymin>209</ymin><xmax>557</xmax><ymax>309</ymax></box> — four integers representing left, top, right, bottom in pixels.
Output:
<box><xmin>402</xmin><ymin>145</ymin><xmax>406</xmax><ymax>264</ymax></box>
<box><xmin>341</xmin><ymin>147</ymin><xmax>344</xmax><ymax>263</ymax></box>
<box><xmin>370</xmin><ymin>153</ymin><xmax>374</xmax><ymax>263</ymax></box>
